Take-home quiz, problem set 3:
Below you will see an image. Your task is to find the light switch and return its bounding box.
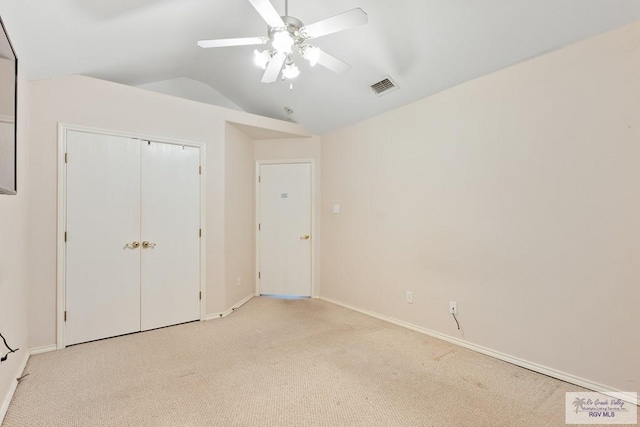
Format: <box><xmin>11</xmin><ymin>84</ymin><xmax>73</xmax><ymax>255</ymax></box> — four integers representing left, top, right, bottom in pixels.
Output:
<box><xmin>332</xmin><ymin>204</ymin><xmax>340</xmax><ymax>214</ymax></box>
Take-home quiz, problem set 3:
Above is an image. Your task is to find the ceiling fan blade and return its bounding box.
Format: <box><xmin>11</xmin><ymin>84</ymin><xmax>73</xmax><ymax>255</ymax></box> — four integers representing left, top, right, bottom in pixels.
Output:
<box><xmin>248</xmin><ymin>0</ymin><xmax>285</xmax><ymax>29</ymax></box>
<box><xmin>316</xmin><ymin>50</ymin><xmax>351</xmax><ymax>74</ymax></box>
<box><xmin>261</xmin><ymin>53</ymin><xmax>286</xmax><ymax>83</ymax></box>
<box><xmin>197</xmin><ymin>37</ymin><xmax>268</xmax><ymax>48</ymax></box>
<box><xmin>301</xmin><ymin>8</ymin><xmax>368</xmax><ymax>40</ymax></box>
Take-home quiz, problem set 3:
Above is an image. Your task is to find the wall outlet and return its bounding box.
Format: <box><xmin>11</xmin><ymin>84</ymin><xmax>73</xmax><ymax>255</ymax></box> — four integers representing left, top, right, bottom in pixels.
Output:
<box><xmin>449</xmin><ymin>301</ymin><xmax>457</xmax><ymax>314</ymax></box>
<box><xmin>406</xmin><ymin>291</ymin><xmax>413</xmax><ymax>304</ymax></box>
<box><xmin>236</xmin><ymin>277</ymin><xmax>241</xmax><ymax>287</ymax></box>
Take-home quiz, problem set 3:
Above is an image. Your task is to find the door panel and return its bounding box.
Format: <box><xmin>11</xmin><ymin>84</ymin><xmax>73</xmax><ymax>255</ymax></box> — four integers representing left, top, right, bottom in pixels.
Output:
<box><xmin>65</xmin><ymin>132</ymin><xmax>141</xmax><ymax>345</ymax></box>
<box><xmin>259</xmin><ymin>163</ymin><xmax>311</xmax><ymax>296</ymax></box>
<box><xmin>141</xmin><ymin>142</ymin><xmax>200</xmax><ymax>330</ymax></box>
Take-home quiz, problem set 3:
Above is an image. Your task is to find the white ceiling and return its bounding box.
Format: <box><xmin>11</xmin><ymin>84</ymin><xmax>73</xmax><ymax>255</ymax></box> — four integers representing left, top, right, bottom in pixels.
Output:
<box><xmin>1</xmin><ymin>0</ymin><xmax>639</xmax><ymax>134</ymax></box>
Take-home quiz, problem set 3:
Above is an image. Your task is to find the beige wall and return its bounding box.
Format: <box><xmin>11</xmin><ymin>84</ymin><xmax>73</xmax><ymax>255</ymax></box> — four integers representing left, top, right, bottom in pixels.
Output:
<box><xmin>320</xmin><ymin>21</ymin><xmax>640</xmax><ymax>394</ymax></box>
<box><xmin>254</xmin><ymin>137</ymin><xmax>322</xmax><ymax>295</ymax></box>
<box><xmin>224</xmin><ymin>124</ymin><xmax>256</xmax><ymax>307</ymax></box>
<box><xmin>27</xmin><ymin>75</ymin><xmax>308</xmax><ymax>348</ymax></box>
<box><xmin>0</xmin><ymin>76</ymin><xmax>28</xmax><ymax>418</ymax></box>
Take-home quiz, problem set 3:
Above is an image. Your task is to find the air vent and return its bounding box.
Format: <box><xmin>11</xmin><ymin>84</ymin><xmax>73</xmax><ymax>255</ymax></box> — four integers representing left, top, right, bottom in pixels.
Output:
<box><xmin>371</xmin><ymin>76</ymin><xmax>398</xmax><ymax>96</ymax></box>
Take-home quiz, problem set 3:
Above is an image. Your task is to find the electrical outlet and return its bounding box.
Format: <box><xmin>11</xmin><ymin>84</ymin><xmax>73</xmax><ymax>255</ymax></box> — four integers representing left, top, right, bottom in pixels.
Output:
<box><xmin>236</xmin><ymin>277</ymin><xmax>241</xmax><ymax>287</ymax></box>
<box><xmin>449</xmin><ymin>301</ymin><xmax>457</xmax><ymax>314</ymax></box>
<box><xmin>406</xmin><ymin>291</ymin><xmax>413</xmax><ymax>304</ymax></box>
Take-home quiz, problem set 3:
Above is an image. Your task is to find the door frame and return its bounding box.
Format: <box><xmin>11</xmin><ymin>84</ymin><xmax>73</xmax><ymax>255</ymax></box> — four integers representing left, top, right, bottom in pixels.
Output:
<box><xmin>56</xmin><ymin>123</ymin><xmax>207</xmax><ymax>349</ymax></box>
<box><xmin>255</xmin><ymin>159</ymin><xmax>316</xmax><ymax>298</ymax></box>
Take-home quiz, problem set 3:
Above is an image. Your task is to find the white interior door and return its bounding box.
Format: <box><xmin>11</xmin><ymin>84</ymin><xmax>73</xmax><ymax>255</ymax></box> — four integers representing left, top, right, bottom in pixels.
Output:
<box><xmin>140</xmin><ymin>141</ymin><xmax>201</xmax><ymax>331</ymax></box>
<box><xmin>65</xmin><ymin>132</ymin><xmax>142</xmax><ymax>345</ymax></box>
<box><xmin>259</xmin><ymin>163</ymin><xmax>312</xmax><ymax>297</ymax></box>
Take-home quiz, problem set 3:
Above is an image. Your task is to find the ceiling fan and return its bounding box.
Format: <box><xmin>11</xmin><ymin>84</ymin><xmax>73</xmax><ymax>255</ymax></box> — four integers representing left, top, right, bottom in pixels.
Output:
<box><xmin>197</xmin><ymin>0</ymin><xmax>368</xmax><ymax>83</ymax></box>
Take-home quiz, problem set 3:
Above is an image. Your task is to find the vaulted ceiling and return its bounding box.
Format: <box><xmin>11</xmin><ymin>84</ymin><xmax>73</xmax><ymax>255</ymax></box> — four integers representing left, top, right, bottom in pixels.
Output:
<box><xmin>1</xmin><ymin>0</ymin><xmax>639</xmax><ymax>134</ymax></box>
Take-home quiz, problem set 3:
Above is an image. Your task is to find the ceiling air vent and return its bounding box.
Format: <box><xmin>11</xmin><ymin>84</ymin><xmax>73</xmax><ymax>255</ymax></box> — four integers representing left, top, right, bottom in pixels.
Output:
<box><xmin>370</xmin><ymin>76</ymin><xmax>398</xmax><ymax>96</ymax></box>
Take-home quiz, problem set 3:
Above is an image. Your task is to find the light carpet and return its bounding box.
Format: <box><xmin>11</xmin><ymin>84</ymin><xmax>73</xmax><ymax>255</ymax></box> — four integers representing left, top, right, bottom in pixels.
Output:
<box><xmin>2</xmin><ymin>297</ymin><xmax>625</xmax><ymax>426</ymax></box>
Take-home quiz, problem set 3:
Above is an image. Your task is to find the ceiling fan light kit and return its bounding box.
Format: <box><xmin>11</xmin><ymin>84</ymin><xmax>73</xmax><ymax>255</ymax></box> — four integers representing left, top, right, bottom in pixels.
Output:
<box><xmin>282</xmin><ymin>62</ymin><xmax>300</xmax><ymax>79</ymax></box>
<box><xmin>301</xmin><ymin>45</ymin><xmax>320</xmax><ymax>67</ymax></box>
<box><xmin>198</xmin><ymin>0</ymin><xmax>368</xmax><ymax>83</ymax></box>
<box><xmin>271</xmin><ymin>28</ymin><xmax>295</xmax><ymax>54</ymax></box>
<box><xmin>253</xmin><ymin>49</ymin><xmax>272</xmax><ymax>70</ymax></box>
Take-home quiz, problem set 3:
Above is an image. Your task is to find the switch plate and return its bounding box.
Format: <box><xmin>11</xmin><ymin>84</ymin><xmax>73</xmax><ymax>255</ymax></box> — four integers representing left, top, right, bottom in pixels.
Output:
<box><xmin>406</xmin><ymin>291</ymin><xmax>413</xmax><ymax>304</ymax></box>
<box><xmin>449</xmin><ymin>301</ymin><xmax>457</xmax><ymax>314</ymax></box>
<box><xmin>332</xmin><ymin>204</ymin><xmax>340</xmax><ymax>214</ymax></box>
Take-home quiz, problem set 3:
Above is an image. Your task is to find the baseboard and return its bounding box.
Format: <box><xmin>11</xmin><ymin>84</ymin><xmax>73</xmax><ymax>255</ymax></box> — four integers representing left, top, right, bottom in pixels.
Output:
<box><xmin>0</xmin><ymin>352</ymin><xmax>29</xmax><ymax>424</ymax></box>
<box><xmin>29</xmin><ymin>345</ymin><xmax>57</xmax><ymax>356</ymax></box>
<box><xmin>203</xmin><ymin>294</ymin><xmax>254</xmax><ymax>321</ymax></box>
<box><xmin>320</xmin><ymin>297</ymin><xmax>639</xmax><ymax>407</ymax></box>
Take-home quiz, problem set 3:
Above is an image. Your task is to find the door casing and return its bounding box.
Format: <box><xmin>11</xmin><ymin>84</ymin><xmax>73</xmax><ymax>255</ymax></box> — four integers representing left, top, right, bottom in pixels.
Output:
<box><xmin>56</xmin><ymin>123</ymin><xmax>207</xmax><ymax>349</ymax></box>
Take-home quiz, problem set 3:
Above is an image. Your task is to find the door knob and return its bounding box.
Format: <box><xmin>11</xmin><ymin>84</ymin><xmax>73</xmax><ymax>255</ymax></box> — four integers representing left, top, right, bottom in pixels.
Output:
<box><xmin>142</xmin><ymin>241</ymin><xmax>157</xmax><ymax>248</ymax></box>
<box><xmin>126</xmin><ymin>241</ymin><xmax>140</xmax><ymax>249</ymax></box>
<box><xmin>300</xmin><ymin>235</ymin><xmax>310</xmax><ymax>240</ymax></box>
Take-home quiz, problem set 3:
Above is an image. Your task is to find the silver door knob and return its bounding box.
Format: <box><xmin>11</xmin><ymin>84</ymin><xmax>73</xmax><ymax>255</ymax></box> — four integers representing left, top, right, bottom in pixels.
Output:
<box><xmin>142</xmin><ymin>241</ymin><xmax>157</xmax><ymax>248</ymax></box>
<box><xmin>126</xmin><ymin>241</ymin><xmax>140</xmax><ymax>249</ymax></box>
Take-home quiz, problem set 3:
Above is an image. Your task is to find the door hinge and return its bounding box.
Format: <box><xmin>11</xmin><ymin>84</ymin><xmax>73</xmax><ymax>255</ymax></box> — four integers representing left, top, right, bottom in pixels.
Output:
<box><xmin>258</xmin><ymin>175</ymin><xmax>261</xmax><ymax>183</ymax></box>
<box><xmin>258</xmin><ymin>223</ymin><xmax>261</xmax><ymax>231</ymax></box>
<box><xmin>258</xmin><ymin>272</ymin><xmax>261</xmax><ymax>279</ymax></box>
<box><xmin>64</xmin><ymin>311</ymin><xmax>67</xmax><ymax>322</ymax></box>
<box><xmin>199</xmin><ymin>166</ymin><xmax>202</xmax><ymax>175</ymax></box>
<box><xmin>199</xmin><ymin>291</ymin><xmax>202</xmax><ymax>301</ymax></box>
<box><xmin>64</xmin><ymin>231</ymin><xmax>67</xmax><ymax>242</ymax></box>
<box><xmin>64</xmin><ymin>153</ymin><xmax>68</xmax><ymax>163</ymax></box>
<box><xmin>199</xmin><ymin>228</ymin><xmax>202</xmax><ymax>238</ymax></box>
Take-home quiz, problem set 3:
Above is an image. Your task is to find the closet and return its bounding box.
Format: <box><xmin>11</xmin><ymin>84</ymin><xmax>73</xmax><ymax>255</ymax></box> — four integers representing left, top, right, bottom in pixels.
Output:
<box><xmin>64</xmin><ymin>130</ymin><xmax>201</xmax><ymax>346</ymax></box>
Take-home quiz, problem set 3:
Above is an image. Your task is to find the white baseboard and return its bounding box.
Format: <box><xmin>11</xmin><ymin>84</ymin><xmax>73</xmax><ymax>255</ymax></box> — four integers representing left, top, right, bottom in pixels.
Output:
<box><xmin>320</xmin><ymin>297</ymin><xmax>639</xmax><ymax>407</ymax></box>
<box><xmin>29</xmin><ymin>345</ymin><xmax>57</xmax><ymax>356</ymax></box>
<box><xmin>203</xmin><ymin>294</ymin><xmax>254</xmax><ymax>321</ymax></box>
<box><xmin>0</xmin><ymin>352</ymin><xmax>29</xmax><ymax>424</ymax></box>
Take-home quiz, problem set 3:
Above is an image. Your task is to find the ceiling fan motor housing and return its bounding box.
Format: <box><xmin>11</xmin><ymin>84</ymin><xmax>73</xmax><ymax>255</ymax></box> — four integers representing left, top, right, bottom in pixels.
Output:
<box><xmin>267</xmin><ymin>15</ymin><xmax>312</xmax><ymax>62</ymax></box>
<box><xmin>269</xmin><ymin>16</ymin><xmax>305</xmax><ymax>40</ymax></box>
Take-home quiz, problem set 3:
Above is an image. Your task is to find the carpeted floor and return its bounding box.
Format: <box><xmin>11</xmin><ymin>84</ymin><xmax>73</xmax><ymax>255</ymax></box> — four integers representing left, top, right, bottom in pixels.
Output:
<box><xmin>2</xmin><ymin>297</ymin><xmax>628</xmax><ymax>426</ymax></box>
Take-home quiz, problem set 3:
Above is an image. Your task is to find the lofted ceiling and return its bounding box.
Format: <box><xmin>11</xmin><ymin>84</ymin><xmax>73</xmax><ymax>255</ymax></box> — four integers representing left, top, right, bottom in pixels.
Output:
<box><xmin>1</xmin><ymin>0</ymin><xmax>639</xmax><ymax>134</ymax></box>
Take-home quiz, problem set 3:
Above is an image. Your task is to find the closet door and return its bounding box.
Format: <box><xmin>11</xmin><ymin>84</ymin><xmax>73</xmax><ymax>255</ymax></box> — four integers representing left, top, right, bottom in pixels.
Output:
<box><xmin>140</xmin><ymin>141</ymin><xmax>201</xmax><ymax>331</ymax></box>
<box><xmin>65</xmin><ymin>132</ymin><xmax>142</xmax><ymax>346</ymax></box>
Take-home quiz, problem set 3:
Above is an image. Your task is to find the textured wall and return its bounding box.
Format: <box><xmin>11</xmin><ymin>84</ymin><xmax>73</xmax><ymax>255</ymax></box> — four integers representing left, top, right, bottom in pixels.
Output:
<box><xmin>225</xmin><ymin>124</ymin><xmax>256</xmax><ymax>307</ymax></box>
<box><xmin>320</xmin><ymin>22</ymin><xmax>640</xmax><ymax>394</ymax></box>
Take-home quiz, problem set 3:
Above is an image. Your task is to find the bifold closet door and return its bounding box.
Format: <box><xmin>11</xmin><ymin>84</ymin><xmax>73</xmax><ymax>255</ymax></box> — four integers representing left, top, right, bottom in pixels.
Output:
<box><xmin>65</xmin><ymin>132</ymin><xmax>142</xmax><ymax>346</ymax></box>
<box><xmin>140</xmin><ymin>141</ymin><xmax>200</xmax><ymax>331</ymax></box>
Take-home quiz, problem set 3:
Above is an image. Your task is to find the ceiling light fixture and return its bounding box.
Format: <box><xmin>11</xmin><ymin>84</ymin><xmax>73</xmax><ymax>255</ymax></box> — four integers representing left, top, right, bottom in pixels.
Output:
<box><xmin>253</xmin><ymin>49</ymin><xmax>271</xmax><ymax>70</ymax></box>
<box><xmin>272</xmin><ymin>30</ymin><xmax>294</xmax><ymax>54</ymax></box>
<box><xmin>301</xmin><ymin>45</ymin><xmax>320</xmax><ymax>67</ymax></box>
<box><xmin>282</xmin><ymin>61</ymin><xmax>300</xmax><ymax>79</ymax></box>
<box><xmin>198</xmin><ymin>0</ymin><xmax>368</xmax><ymax>83</ymax></box>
